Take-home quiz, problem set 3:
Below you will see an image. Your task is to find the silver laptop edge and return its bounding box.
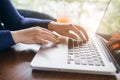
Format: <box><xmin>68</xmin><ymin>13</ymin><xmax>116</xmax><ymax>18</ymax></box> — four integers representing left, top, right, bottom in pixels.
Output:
<box><xmin>31</xmin><ymin>34</ymin><xmax>117</xmax><ymax>75</ymax></box>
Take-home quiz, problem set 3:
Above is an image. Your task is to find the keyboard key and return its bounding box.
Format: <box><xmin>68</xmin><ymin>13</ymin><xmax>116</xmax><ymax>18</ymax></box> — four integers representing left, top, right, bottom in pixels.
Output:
<box><xmin>67</xmin><ymin>38</ymin><xmax>104</xmax><ymax>66</ymax></box>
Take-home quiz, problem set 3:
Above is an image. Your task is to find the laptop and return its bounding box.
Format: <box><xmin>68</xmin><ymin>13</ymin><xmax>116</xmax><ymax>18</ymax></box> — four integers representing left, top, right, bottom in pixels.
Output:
<box><xmin>31</xmin><ymin>0</ymin><xmax>120</xmax><ymax>75</ymax></box>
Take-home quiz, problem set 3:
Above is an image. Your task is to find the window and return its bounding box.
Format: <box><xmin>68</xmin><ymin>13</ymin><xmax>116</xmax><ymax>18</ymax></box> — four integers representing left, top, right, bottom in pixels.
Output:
<box><xmin>12</xmin><ymin>0</ymin><xmax>111</xmax><ymax>32</ymax></box>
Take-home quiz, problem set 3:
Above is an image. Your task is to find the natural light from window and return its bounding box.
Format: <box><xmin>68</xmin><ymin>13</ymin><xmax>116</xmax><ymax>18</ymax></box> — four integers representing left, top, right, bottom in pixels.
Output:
<box><xmin>12</xmin><ymin>0</ymin><xmax>110</xmax><ymax>33</ymax></box>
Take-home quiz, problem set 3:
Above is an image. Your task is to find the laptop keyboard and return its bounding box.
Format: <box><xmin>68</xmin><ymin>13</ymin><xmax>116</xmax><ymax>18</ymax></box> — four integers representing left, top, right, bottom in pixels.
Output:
<box><xmin>67</xmin><ymin>37</ymin><xmax>105</xmax><ymax>66</ymax></box>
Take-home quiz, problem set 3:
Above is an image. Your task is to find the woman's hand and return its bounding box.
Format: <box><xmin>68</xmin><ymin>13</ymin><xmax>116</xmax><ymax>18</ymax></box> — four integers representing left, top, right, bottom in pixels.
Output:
<box><xmin>11</xmin><ymin>27</ymin><xmax>59</xmax><ymax>44</ymax></box>
<box><xmin>48</xmin><ymin>21</ymin><xmax>88</xmax><ymax>43</ymax></box>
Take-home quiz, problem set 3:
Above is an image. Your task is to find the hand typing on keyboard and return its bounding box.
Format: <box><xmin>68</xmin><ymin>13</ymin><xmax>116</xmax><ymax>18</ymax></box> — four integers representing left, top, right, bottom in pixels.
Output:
<box><xmin>48</xmin><ymin>22</ymin><xmax>89</xmax><ymax>43</ymax></box>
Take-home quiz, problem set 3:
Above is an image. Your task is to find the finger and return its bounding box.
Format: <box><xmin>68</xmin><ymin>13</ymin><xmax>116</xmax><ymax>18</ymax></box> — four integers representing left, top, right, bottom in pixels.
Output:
<box><xmin>52</xmin><ymin>32</ymin><xmax>60</xmax><ymax>38</ymax></box>
<box><xmin>69</xmin><ymin>24</ymin><xmax>87</xmax><ymax>42</ymax></box>
<box><xmin>36</xmin><ymin>38</ymin><xmax>49</xmax><ymax>44</ymax></box>
<box><xmin>33</xmin><ymin>27</ymin><xmax>56</xmax><ymax>39</ymax></box>
<box><xmin>40</xmin><ymin>27</ymin><xmax>57</xmax><ymax>39</ymax></box>
<box><xmin>75</xmin><ymin>25</ymin><xmax>89</xmax><ymax>41</ymax></box>
<box><xmin>60</xmin><ymin>31</ymin><xmax>78</xmax><ymax>40</ymax></box>
<box><xmin>38</xmin><ymin>27</ymin><xmax>60</xmax><ymax>43</ymax></box>
<box><xmin>41</xmin><ymin>34</ymin><xmax>60</xmax><ymax>43</ymax></box>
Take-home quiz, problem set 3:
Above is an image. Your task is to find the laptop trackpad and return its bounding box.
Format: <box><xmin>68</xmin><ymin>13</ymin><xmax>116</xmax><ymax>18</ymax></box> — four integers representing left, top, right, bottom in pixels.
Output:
<box><xmin>31</xmin><ymin>37</ymin><xmax>68</xmax><ymax>67</ymax></box>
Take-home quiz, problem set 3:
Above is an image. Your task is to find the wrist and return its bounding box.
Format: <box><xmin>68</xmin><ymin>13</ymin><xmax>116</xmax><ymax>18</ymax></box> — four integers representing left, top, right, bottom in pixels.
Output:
<box><xmin>11</xmin><ymin>31</ymin><xmax>21</xmax><ymax>43</ymax></box>
<box><xmin>48</xmin><ymin>21</ymin><xmax>56</xmax><ymax>31</ymax></box>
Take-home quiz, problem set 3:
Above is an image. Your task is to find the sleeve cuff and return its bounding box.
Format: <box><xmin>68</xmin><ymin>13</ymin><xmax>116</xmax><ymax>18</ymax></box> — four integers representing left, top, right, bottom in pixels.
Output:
<box><xmin>0</xmin><ymin>30</ymin><xmax>15</xmax><ymax>51</ymax></box>
<box><xmin>21</xmin><ymin>18</ymin><xmax>52</xmax><ymax>29</ymax></box>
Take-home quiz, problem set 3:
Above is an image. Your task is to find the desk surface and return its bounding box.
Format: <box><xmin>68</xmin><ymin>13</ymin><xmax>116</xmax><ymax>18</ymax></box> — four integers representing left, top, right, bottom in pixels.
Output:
<box><xmin>0</xmin><ymin>44</ymin><xmax>119</xmax><ymax>80</ymax></box>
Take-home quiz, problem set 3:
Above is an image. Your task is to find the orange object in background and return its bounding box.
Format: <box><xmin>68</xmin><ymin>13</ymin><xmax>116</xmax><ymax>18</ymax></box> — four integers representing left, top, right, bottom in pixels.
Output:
<box><xmin>57</xmin><ymin>16</ymin><xmax>69</xmax><ymax>23</ymax></box>
<box><xmin>56</xmin><ymin>2</ymin><xmax>70</xmax><ymax>23</ymax></box>
<box><xmin>112</xmin><ymin>43</ymin><xmax>120</xmax><ymax>49</ymax></box>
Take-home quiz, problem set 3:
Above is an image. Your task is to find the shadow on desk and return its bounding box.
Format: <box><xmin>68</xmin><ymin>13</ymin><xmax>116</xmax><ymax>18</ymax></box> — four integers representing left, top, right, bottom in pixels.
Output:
<box><xmin>0</xmin><ymin>44</ymin><xmax>117</xmax><ymax>80</ymax></box>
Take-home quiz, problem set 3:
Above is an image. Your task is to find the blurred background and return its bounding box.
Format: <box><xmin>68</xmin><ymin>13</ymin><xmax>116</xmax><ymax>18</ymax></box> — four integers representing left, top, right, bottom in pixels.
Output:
<box><xmin>12</xmin><ymin>0</ymin><xmax>120</xmax><ymax>34</ymax></box>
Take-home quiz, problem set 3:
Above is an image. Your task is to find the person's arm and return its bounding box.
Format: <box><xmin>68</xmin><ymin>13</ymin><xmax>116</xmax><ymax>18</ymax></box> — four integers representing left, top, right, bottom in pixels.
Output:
<box><xmin>0</xmin><ymin>0</ymin><xmax>51</xmax><ymax>31</ymax></box>
<box><xmin>0</xmin><ymin>27</ymin><xmax>60</xmax><ymax>51</ymax></box>
<box><xmin>0</xmin><ymin>0</ymin><xmax>88</xmax><ymax>51</ymax></box>
<box><xmin>0</xmin><ymin>30</ymin><xmax>15</xmax><ymax>51</ymax></box>
<box><xmin>0</xmin><ymin>0</ymin><xmax>58</xmax><ymax>51</ymax></box>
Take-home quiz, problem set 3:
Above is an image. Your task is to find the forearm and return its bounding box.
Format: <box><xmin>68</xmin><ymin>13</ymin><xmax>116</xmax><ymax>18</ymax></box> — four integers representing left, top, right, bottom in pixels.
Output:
<box><xmin>0</xmin><ymin>30</ymin><xmax>15</xmax><ymax>51</ymax></box>
<box><xmin>0</xmin><ymin>0</ymin><xmax>52</xmax><ymax>31</ymax></box>
<box><xmin>0</xmin><ymin>0</ymin><xmax>24</xmax><ymax>30</ymax></box>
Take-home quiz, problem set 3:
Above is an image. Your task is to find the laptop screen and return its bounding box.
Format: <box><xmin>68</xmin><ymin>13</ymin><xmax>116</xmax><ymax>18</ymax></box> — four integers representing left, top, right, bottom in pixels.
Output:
<box><xmin>97</xmin><ymin>0</ymin><xmax>120</xmax><ymax>66</ymax></box>
<box><xmin>97</xmin><ymin>0</ymin><xmax>120</xmax><ymax>36</ymax></box>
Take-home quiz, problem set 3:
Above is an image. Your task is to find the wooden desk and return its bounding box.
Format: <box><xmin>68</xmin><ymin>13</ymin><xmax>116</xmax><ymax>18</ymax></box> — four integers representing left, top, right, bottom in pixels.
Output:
<box><xmin>0</xmin><ymin>44</ymin><xmax>119</xmax><ymax>80</ymax></box>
